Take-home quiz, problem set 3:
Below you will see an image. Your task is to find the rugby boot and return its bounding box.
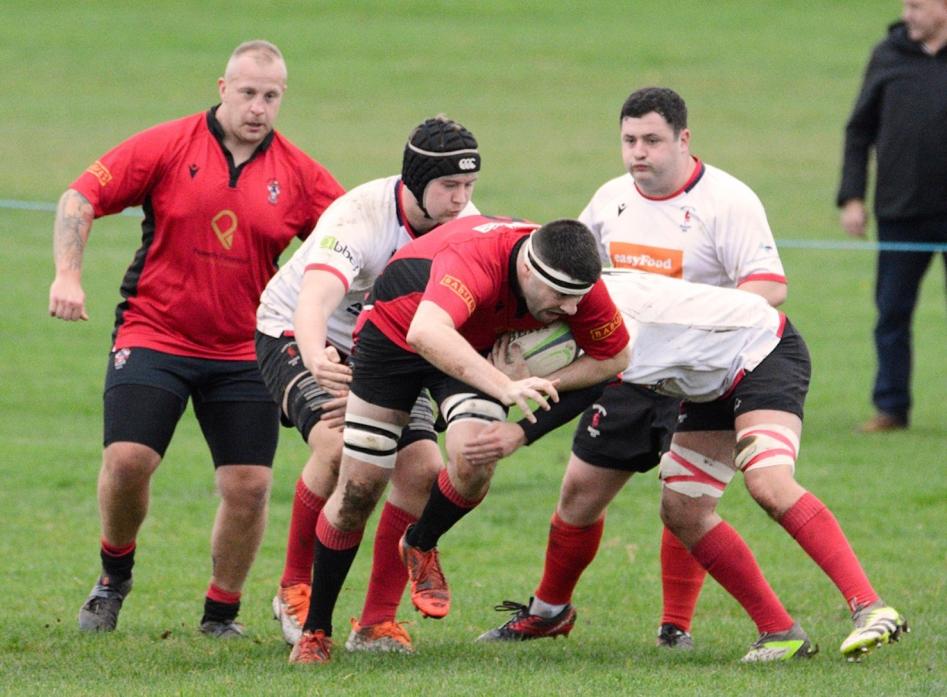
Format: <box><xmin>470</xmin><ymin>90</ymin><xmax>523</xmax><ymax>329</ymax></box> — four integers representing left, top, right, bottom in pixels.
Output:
<box><xmin>840</xmin><ymin>602</ymin><xmax>908</xmax><ymax>661</ymax></box>
<box><xmin>199</xmin><ymin>618</ymin><xmax>246</xmax><ymax>638</ymax></box>
<box><xmin>289</xmin><ymin>630</ymin><xmax>333</xmax><ymax>665</ymax></box>
<box><xmin>345</xmin><ymin>618</ymin><xmax>415</xmax><ymax>654</ymax></box>
<box><xmin>740</xmin><ymin>622</ymin><xmax>818</xmax><ymax>662</ymax></box>
<box><xmin>399</xmin><ymin>531</ymin><xmax>450</xmax><ymax>619</ymax></box>
<box><xmin>656</xmin><ymin>622</ymin><xmax>694</xmax><ymax>649</ymax></box>
<box><xmin>272</xmin><ymin>583</ymin><xmax>310</xmax><ymax>645</ymax></box>
<box><xmin>476</xmin><ymin>599</ymin><xmax>576</xmax><ymax>641</ymax></box>
<box><xmin>78</xmin><ymin>575</ymin><xmax>133</xmax><ymax>632</ymax></box>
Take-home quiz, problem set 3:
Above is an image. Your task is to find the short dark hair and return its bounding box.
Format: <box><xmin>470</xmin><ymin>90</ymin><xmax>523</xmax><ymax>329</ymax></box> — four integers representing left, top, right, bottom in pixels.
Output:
<box><xmin>619</xmin><ymin>87</ymin><xmax>688</xmax><ymax>135</ymax></box>
<box><xmin>531</xmin><ymin>219</ymin><xmax>602</xmax><ymax>286</ymax></box>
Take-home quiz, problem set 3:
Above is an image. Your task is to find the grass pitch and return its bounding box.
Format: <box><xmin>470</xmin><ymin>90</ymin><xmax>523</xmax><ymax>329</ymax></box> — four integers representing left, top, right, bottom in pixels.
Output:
<box><xmin>1</xmin><ymin>2</ymin><xmax>944</xmax><ymax>695</ymax></box>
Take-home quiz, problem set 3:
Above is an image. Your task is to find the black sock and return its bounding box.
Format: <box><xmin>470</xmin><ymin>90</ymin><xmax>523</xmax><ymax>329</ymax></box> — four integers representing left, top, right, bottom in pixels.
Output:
<box><xmin>303</xmin><ymin>539</ymin><xmax>360</xmax><ymax>637</ymax></box>
<box><xmin>202</xmin><ymin>598</ymin><xmax>240</xmax><ymax>625</ymax></box>
<box><xmin>405</xmin><ymin>478</ymin><xmax>475</xmax><ymax>551</ymax></box>
<box><xmin>100</xmin><ymin>547</ymin><xmax>135</xmax><ymax>585</ymax></box>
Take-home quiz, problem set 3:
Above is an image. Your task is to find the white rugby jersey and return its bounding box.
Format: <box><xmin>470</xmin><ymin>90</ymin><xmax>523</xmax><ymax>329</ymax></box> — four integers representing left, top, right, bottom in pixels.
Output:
<box><xmin>256</xmin><ymin>175</ymin><xmax>478</xmax><ymax>352</ymax></box>
<box><xmin>579</xmin><ymin>160</ymin><xmax>785</xmax><ymax>288</ymax></box>
<box><xmin>601</xmin><ymin>269</ymin><xmax>785</xmax><ymax>402</ymax></box>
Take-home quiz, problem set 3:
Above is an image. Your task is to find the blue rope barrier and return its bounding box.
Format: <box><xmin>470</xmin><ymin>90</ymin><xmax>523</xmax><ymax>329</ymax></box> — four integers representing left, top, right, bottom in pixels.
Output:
<box><xmin>2</xmin><ymin>198</ymin><xmax>945</xmax><ymax>251</ymax></box>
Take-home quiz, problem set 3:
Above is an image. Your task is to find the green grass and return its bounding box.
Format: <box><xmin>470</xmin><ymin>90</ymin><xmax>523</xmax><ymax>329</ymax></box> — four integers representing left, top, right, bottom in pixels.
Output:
<box><xmin>1</xmin><ymin>1</ymin><xmax>945</xmax><ymax>695</ymax></box>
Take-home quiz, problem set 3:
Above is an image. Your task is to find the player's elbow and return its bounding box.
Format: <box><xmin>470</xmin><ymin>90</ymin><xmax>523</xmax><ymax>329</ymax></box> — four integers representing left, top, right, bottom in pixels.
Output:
<box><xmin>766</xmin><ymin>284</ymin><xmax>787</xmax><ymax>308</ymax></box>
<box><xmin>405</xmin><ymin>320</ymin><xmax>432</xmax><ymax>353</ymax></box>
<box><xmin>587</xmin><ymin>346</ymin><xmax>628</xmax><ymax>384</ymax></box>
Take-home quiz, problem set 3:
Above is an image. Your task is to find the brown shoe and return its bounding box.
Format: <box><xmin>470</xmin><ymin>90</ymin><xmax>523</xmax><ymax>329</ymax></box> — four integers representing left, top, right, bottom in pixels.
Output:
<box><xmin>857</xmin><ymin>412</ymin><xmax>907</xmax><ymax>433</ymax></box>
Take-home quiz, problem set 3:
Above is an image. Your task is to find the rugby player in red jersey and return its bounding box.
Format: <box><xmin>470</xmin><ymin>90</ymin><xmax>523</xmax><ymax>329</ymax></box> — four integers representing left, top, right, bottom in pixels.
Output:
<box><xmin>49</xmin><ymin>40</ymin><xmax>344</xmax><ymax>638</ymax></box>
<box><xmin>288</xmin><ymin>216</ymin><xmax>629</xmax><ymax>664</ymax></box>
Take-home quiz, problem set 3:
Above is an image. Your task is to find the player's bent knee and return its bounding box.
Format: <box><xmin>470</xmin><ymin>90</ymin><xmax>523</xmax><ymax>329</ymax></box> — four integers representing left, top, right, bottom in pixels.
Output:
<box><xmin>342</xmin><ymin>415</ymin><xmax>403</xmax><ymax>469</ymax></box>
<box><xmin>440</xmin><ymin>393</ymin><xmax>506</xmax><ymax>427</ymax></box>
<box><xmin>658</xmin><ymin>443</ymin><xmax>733</xmax><ymax>499</ymax></box>
<box><xmin>734</xmin><ymin>424</ymin><xmax>799</xmax><ymax>474</ymax></box>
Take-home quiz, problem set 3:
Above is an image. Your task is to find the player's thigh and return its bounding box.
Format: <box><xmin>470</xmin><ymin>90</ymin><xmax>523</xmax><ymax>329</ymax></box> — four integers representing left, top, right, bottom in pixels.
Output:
<box><xmin>557</xmin><ymin>454</ymin><xmax>633</xmax><ymax>526</ymax></box>
<box><xmin>191</xmin><ymin>357</ymin><xmax>280</xmax><ymax>466</ymax></box>
<box><xmin>256</xmin><ymin>331</ymin><xmax>337</xmax><ymax>444</ymax></box>
<box><xmin>103</xmin><ymin>348</ymin><xmax>190</xmax><ymax>459</ymax></box>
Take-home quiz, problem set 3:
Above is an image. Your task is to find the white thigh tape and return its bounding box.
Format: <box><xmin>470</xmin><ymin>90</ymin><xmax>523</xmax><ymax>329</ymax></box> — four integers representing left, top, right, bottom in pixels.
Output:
<box><xmin>734</xmin><ymin>424</ymin><xmax>799</xmax><ymax>473</ymax></box>
<box><xmin>659</xmin><ymin>443</ymin><xmax>735</xmax><ymax>499</ymax></box>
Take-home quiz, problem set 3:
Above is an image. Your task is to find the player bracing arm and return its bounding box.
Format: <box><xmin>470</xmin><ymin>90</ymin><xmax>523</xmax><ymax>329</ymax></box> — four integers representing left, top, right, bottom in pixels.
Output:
<box><xmin>292</xmin><ymin>269</ymin><xmax>353</xmax><ymax>397</ymax></box>
<box><xmin>49</xmin><ymin>189</ymin><xmax>95</xmax><ymax>321</ymax></box>
<box><xmin>406</xmin><ymin>300</ymin><xmax>560</xmax><ymax>423</ymax></box>
<box><xmin>736</xmin><ymin>278</ymin><xmax>787</xmax><ymax>307</ymax></box>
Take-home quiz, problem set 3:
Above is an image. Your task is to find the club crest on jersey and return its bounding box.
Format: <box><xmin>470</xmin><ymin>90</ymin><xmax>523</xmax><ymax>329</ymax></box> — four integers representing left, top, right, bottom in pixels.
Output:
<box><xmin>113</xmin><ymin>347</ymin><xmax>131</xmax><ymax>370</ymax></box>
<box><xmin>267</xmin><ymin>179</ymin><xmax>281</xmax><ymax>205</ymax></box>
<box><xmin>587</xmin><ymin>403</ymin><xmax>607</xmax><ymax>438</ymax></box>
<box><xmin>679</xmin><ymin>206</ymin><xmax>695</xmax><ymax>233</ymax></box>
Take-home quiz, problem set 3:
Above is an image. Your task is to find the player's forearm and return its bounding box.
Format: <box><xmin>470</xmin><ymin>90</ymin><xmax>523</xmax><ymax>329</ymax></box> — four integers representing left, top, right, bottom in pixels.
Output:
<box><xmin>737</xmin><ymin>279</ymin><xmax>787</xmax><ymax>308</ymax></box>
<box><xmin>293</xmin><ymin>302</ymin><xmax>333</xmax><ymax>372</ymax></box>
<box><xmin>52</xmin><ymin>189</ymin><xmax>94</xmax><ymax>275</ymax></box>
<box><xmin>517</xmin><ymin>380</ymin><xmax>607</xmax><ymax>444</ymax></box>
<box><xmin>409</xmin><ymin>322</ymin><xmax>511</xmax><ymax>402</ymax></box>
<box><xmin>294</xmin><ymin>272</ymin><xmax>347</xmax><ymax>371</ymax></box>
<box><xmin>546</xmin><ymin>347</ymin><xmax>628</xmax><ymax>391</ymax></box>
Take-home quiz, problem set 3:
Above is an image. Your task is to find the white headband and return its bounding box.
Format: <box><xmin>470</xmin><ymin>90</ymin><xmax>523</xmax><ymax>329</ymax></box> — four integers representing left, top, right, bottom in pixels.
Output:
<box><xmin>523</xmin><ymin>237</ymin><xmax>594</xmax><ymax>296</ymax></box>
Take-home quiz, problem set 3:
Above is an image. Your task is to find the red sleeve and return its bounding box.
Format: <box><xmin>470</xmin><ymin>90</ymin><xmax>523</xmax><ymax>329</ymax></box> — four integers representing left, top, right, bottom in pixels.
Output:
<box><xmin>422</xmin><ymin>246</ymin><xmax>495</xmax><ymax>328</ymax></box>
<box><xmin>566</xmin><ymin>280</ymin><xmax>629</xmax><ymax>360</ymax></box>
<box><xmin>297</xmin><ymin>160</ymin><xmax>345</xmax><ymax>241</ymax></box>
<box><xmin>69</xmin><ymin>121</ymin><xmax>177</xmax><ymax>218</ymax></box>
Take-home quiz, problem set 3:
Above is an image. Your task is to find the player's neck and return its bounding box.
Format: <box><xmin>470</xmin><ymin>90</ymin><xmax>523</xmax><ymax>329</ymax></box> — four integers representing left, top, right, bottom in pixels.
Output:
<box><xmin>402</xmin><ymin>191</ymin><xmax>437</xmax><ymax>235</ymax></box>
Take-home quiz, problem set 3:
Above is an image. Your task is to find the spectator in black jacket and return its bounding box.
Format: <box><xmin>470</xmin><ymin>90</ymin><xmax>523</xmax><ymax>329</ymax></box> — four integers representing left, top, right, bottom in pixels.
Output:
<box><xmin>837</xmin><ymin>0</ymin><xmax>947</xmax><ymax>433</ymax></box>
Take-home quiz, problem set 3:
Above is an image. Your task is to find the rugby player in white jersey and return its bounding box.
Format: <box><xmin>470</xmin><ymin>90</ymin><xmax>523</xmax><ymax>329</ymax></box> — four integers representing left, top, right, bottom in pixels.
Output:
<box><xmin>478</xmin><ymin>87</ymin><xmax>788</xmax><ymax>650</ymax></box>
<box><xmin>468</xmin><ymin>269</ymin><xmax>908</xmax><ymax>662</ymax></box>
<box><xmin>255</xmin><ymin>115</ymin><xmax>479</xmax><ymax>654</ymax></box>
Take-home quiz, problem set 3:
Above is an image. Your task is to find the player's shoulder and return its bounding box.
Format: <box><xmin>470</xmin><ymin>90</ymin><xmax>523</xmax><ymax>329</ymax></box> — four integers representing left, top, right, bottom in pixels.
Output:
<box><xmin>587</xmin><ymin>173</ymin><xmax>633</xmax><ymax>205</ymax></box>
<box><xmin>269</xmin><ymin>130</ymin><xmax>337</xmax><ymax>177</ymax></box>
<box><xmin>121</xmin><ymin>111</ymin><xmax>205</xmax><ymax>148</ymax></box>
<box><xmin>696</xmin><ymin>163</ymin><xmax>764</xmax><ymax>206</ymax></box>
<box><xmin>319</xmin><ymin>175</ymin><xmax>398</xmax><ymax>233</ymax></box>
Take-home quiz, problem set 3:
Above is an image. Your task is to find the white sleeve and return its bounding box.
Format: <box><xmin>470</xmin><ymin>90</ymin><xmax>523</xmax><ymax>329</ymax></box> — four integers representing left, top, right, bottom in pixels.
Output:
<box><xmin>578</xmin><ymin>191</ymin><xmax>610</xmax><ymax>265</ymax></box>
<box><xmin>715</xmin><ymin>183</ymin><xmax>785</xmax><ymax>284</ymax></box>
<box><xmin>300</xmin><ymin>202</ymin><xmax>372</xmax><ymax>291</ymax></box>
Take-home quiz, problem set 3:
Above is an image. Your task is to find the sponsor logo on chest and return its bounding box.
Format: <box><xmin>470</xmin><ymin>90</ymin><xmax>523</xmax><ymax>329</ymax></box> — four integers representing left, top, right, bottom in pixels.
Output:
<box><xmin>609</xmin><ymin>242</ymin><xmax>683</xmax><ymax>278</ymax></box>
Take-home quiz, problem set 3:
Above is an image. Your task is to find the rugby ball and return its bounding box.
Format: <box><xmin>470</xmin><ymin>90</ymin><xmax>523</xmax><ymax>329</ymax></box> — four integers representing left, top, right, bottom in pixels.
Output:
<box><xmin>507</xmin><ymin>321</ymin><xmax>578</xmax><ymax>377</ymax></box>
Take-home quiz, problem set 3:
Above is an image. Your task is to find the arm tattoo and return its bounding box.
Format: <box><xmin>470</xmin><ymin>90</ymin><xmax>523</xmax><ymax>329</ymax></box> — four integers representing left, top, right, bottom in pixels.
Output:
<box><xmin>53</xmin><ymin>189</ymin><xmax>94</xmax><ymax>272</ymax></box>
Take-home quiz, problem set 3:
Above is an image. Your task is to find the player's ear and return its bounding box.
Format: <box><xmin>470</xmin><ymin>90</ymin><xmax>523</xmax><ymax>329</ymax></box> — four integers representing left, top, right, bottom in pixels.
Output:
<box><xmin>678</xmin><ymin>127</ymin><xmax>691</xmax><ymax>148</ymax></box>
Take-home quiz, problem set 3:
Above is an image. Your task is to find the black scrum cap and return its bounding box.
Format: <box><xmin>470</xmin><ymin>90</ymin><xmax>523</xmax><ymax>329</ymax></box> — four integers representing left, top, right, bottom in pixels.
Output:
<box><xmin>402</xmin><ymin>117</ymin><xmax>480</xmax><ymax>216</ymax></box>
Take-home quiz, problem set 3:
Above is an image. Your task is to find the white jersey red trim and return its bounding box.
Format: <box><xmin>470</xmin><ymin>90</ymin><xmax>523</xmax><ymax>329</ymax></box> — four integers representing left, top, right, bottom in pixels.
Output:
<box><xmin>602</xmin><ymin>269</ymin><xmax>784</xmax><ymax>402</ymax></box>
<box><xmin>579</xmin><ymin>159</ymin><xmax>786</xmax><ymax>289</ymax></box>
<box><xmin>256</xmin><ymin>175</ymin><xmax>477</xmax><ymax>353</ymax></box>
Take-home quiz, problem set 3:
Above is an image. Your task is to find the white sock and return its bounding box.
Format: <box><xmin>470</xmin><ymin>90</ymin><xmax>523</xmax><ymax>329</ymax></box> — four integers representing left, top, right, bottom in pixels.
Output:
<box><xmin>529</xmin><ymin>596</ymin><xmax>567</xmax><ymax>618</ymax></box>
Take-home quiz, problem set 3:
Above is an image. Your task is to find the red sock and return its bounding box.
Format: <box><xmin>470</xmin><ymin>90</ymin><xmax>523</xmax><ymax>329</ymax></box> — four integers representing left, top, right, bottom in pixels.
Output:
<box><xmin>206</xmin><ymin>582</ymin><xmax>241</xmax><ymax>605</ymax></box>
<box><xmin>779</xmin><ymin>492</ymin><xmax>879</xmax><ymax>612</ymax></box>
<box><xmin>101</xmin><ymin>539</ymin><xmax>136</xmax><ymax>557</ymax></box>
<box><xmin>280</xmin><ymin>478</ymin><xmax>327</xmax><ymax>587</ymax></box>
<box><xmin>534</xmin><ymin>513</ymin><xmax>604</xmax><ymax>606</ymax></box>
<box><xmin>690</xmin><ymin>521</ymin><xmax>793</xmax><ymax>634</ymax></box>
<box><xmin>360</xmin><ymin>502</ymin><xmax>416</xmax><ymax>626</ymax></box>
<box><xmin>659</xmin><ymin>526</ymin><xmax>706</xmax><ymax>631</ymax></box>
